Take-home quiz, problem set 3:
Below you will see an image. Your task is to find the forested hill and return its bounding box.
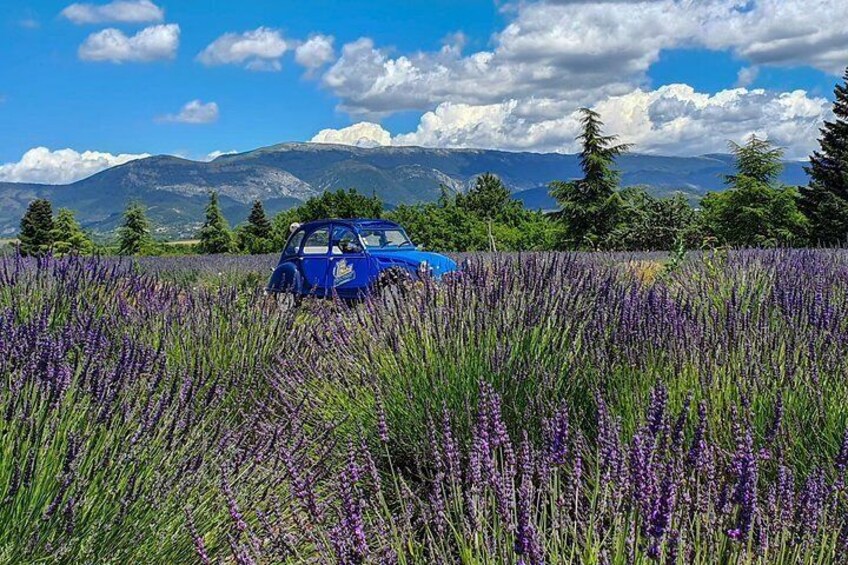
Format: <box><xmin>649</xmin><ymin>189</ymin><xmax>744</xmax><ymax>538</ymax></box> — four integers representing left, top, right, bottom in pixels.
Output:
<box><xmin>0</xmin><ymin>143</ymin><xmax>809</xmax><ymax>237</ymax></box>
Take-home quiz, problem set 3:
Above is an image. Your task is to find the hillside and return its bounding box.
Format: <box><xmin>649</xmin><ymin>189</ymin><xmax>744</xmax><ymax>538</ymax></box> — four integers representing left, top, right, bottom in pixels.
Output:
<box><xmin>0</xmin><ymin>143</ymin><xmax>809</xmax><ymax>237</ymax></box>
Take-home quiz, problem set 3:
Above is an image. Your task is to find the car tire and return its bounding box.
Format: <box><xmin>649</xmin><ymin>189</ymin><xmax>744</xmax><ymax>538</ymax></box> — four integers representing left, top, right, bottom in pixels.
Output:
<box><xmin>374</xmin><ymin>266</ymin><xmax>413</xmax><ymax>298</ymax></box>
<box><xmin>268</xmin><ymin>291</ymin><xmax>302</xmax><ymax>310</ymax></box>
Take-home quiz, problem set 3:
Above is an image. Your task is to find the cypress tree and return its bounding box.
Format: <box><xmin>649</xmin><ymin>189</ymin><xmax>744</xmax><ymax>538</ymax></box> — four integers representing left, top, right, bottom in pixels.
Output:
<box><xmin>198</xmin><ymin>192</ymin><xmax>234</xmax><ymax>254</ymax></box>
<box><xmin>117</xmin><ymin>202</ymin><xmax>152</xmax><ymax>256</ymax></box>
<box><xmin>19</xmin><ymin>199</ymin><xmax>54</xmax><ymax>256</ymax></box>
<box><xmin>800</xmin><ymin>67</ymin><xmax>848</xmax><ymax>244</ymax></box>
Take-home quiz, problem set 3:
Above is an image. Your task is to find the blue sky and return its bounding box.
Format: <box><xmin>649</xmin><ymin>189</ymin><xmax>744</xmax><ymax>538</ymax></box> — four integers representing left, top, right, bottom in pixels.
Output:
<box><xmin>1</xmin><ymin>0</ymin><xmax>846</xmax><ymax>183</ymax></box>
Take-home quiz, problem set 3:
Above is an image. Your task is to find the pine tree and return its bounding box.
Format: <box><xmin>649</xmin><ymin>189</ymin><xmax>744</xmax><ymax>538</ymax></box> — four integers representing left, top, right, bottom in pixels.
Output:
<box><xmin>549</xmin><ymin>108</ymin><xmax>630</xmax><ymax>249</ymax></box>
<box><xmin>246</xmin><ymin>200</ymin><xmax>272</xmax><ymax>240</ymax></box>
<box><xmin>19</xmin><ymin>199</ymin><xmax>54</xmax><ymax>256</ymax></box>
<box><xmin>702</xmin><ymin>136</ymin><xmax>806</xmax><ymax>247</ymax></box>
<box><xmin>50</xmin><ymin>208</ymin><xmax>93</xmax><ymax>255</ymax></box>
<box><xmin>197</xmin><ymin>192</ymin><xmax>234</xmax><ymax>254</ymax></box>
<box><xmin>457</xmin><ymin>174</ymin><xmax>517</xmax><ymax>251</ymax></box>
<box><xmin>800</xmin><ymin>67</ymin><xmax>848</xmax><ymax>244</ymax></box>
<box><xmin>234</xmin><ymin>200</ymin><xmax>272</xmax><ymax>254</ymax></box>
<box><xmin>117</xmin><ymin>202</ymin><xmax>152</xmax><ymax>256</ymax></box>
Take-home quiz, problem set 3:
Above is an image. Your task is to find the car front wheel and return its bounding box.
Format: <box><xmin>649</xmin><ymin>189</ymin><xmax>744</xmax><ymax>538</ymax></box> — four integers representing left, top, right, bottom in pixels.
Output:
<box><xmin>373</xmin><ymin>266</ymin><xmax>413</xmax><ymax>298</ymax></box>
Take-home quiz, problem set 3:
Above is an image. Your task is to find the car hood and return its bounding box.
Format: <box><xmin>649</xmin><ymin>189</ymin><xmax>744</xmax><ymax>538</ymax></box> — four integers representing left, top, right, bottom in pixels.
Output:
<box><xmin>368</xmin><ymin>249</ymin><xmax>458</xmax><ymax>276</ymax></box>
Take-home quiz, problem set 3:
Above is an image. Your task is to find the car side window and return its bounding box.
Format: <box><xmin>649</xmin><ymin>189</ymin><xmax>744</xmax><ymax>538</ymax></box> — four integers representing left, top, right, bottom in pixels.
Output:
<box><xmin>302</xmin><ymin>227</ymin><xmax>330</xmax><ymax>255</ymax></box>
<box><xmin>331</xmin><ymin>226</ymin><xmax>362</xmax><ymax>255</ymax></box>
<box><xmin>284</xmin><ymin>230</ymin><xmax>305</xmax><ymax>255</ymax></box>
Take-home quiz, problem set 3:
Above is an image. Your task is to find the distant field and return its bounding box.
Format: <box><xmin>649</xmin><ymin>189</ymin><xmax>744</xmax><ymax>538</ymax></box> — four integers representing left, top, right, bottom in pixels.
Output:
<box><xmin>164</xmin><ymin>239</ymin><xmax>200</xmax><ymax>246</ymax></box>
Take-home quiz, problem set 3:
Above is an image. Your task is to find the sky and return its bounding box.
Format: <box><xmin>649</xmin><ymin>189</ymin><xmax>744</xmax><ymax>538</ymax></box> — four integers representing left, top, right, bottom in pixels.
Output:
<box><xmin>0</xmin><ymin>0</ymin><xmax>846</xmax><ymax>184</ymax></box>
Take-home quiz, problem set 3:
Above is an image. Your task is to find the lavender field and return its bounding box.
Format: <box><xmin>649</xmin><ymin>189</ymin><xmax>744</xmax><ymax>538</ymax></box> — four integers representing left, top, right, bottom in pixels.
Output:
<box><xmin>2</xmin><ymin>250</ymin><xmax>848</xmax><ymax>564</ymax></box>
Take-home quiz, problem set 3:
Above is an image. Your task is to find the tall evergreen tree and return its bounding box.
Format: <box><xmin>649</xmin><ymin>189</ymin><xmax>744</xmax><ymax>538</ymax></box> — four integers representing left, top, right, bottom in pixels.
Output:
<box><xmin>50</xmin><ymin>208</ymin><xmax>93</xmax><ymax>255</ymax></box>
<box><xmin>458</xmin><ymin>174</ymin><xmax>513</xmax><ymax>221</ymax></box>
<box><xmin>701</xmin><ymin>136</ymin><xmax>806</xmax><ymax>247</ymax></box>
<box><xmin>237</xmin><ymin>199</ymin><xmax>273</xmax><ymax>254</ymax></box>
<box><xmin>800</xmin><ymin>67</ymin><xmax>848</xmax><ymax>244</ymax></box>
<box><xmin>117</xmin><ymin>202</ymin><xmax>152</xmax><ymax>256</ymax></box>
<box><xmin>197</xmin><ymin>192</ymin><xmax>234</xmax><ymax>254</ymax></box>
<box><xmin>549</xmin><ymin>108</ymin><xmax>630</xmax><ymax>249</ymax></box>
<box><xmin>457</xmin><ymin>174</ymin><xmax>518</xmax><ymax>251</ymax></box>
<box><xmin>19</xmin><ymin>199</ymin><xmax>54</xmax><ymax>256</ymax></box>
<box><xmin>246</xmin><ymin>200</ymin><xmax>272</xmax><ymax>240</ymax></box>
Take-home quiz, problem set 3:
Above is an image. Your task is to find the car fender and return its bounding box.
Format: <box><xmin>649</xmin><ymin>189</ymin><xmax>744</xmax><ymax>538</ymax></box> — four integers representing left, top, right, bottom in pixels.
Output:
<box><xmin>268</xmin><ymin>261</ymin><xmax>302</xmax><ymax>293</ymax></box>
<box><xmin>372</xmin><ymin>256</ymin><xmax>420</xmax><ymax>279</ymax></box>
<box><xmin>368</xmin><ymin>250</ymin><xmax>458</xmax><ymax>280</ymax></box>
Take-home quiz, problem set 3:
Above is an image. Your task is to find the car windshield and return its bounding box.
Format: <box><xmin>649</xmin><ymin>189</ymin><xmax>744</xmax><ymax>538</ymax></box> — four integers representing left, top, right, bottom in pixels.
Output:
<box><xmin>360</xmin><ymin>228</ymin><xmax>414</xmax><ymax>249</ymax></box>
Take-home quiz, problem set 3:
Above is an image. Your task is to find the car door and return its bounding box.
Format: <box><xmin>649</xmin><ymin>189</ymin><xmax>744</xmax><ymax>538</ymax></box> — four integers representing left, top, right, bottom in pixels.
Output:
<box><xmin>328</xmin><ymin>224</ymin><xmax>371</xmax><ymax>298</ymax></box>
<box><xmin>299</xmin><ymin>226</ymin><xmax>332</xmax><ymax>295</ymax></box>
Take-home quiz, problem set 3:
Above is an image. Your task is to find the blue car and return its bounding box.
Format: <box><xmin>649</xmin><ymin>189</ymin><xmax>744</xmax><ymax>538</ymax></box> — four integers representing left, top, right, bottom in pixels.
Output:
<box><xmin>266</xmin><ymin>218</ymin><xmax>458</xmax><ymax>300</ymax></box>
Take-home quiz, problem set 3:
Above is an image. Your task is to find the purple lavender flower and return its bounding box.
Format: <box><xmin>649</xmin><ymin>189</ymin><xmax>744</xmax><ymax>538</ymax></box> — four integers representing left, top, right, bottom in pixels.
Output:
<box><xmin>543</xmin><ymin>405</ymin><xmax>570</xmax><ymax>466</ymax></box>
<box><xmin>185</xmin><ymin>507</ymin><xmax>211</xmax><ymax>565</ymax></box>
<box><xmin>515</xmin><ymin>433</ymin><xmax>542</xmax><ymax>565</ymax></box>
<box><xmin>726</xmin><ymin>423</ymin><xmax>758</xmax><ymax>542</ymax></box>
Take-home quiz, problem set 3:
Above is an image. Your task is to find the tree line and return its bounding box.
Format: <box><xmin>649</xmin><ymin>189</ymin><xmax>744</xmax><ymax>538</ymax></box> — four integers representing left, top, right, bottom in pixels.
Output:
<box><xmin>13</xmin><ymin>68</ymin><xmax>848</xmax><ymax>256</ymax></box>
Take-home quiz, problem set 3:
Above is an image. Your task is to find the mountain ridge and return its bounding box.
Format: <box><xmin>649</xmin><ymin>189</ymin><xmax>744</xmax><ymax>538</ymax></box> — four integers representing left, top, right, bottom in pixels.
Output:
<box><xmin>0</xmin><ymin>142</ymin><xmax>810</xmax><ymax>237</ymax></box>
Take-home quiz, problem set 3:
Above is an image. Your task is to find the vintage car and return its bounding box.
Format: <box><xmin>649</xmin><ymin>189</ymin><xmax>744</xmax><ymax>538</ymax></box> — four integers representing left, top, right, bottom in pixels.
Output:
<box><xmin>266</xmin><ymin>218</ymin><xmax>458</xmax><ymax>299</ymax></box>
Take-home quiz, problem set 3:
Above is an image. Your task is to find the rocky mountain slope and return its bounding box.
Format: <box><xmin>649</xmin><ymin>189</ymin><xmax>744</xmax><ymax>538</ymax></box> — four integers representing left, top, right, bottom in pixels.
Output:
<box><xmin>0</xmin><ymin>143</ymin><xmax>809</xmax><ymax>237</ymax></box>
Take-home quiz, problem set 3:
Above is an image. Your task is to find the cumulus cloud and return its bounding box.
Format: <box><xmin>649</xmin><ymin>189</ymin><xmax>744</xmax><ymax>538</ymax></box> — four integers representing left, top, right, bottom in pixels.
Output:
<box><xmin>61</xmin><ymin>0</ymin><xmax>164</xmax><ymax>24</ymax></box>
<box><xmin>595</xmin><ymin>85</ymin><xmax>829</xmax><ymax>159</ymax></box>
<box><xmin>313</xmin><ymin>85</ymin><xmax>829</xmax><ymax>159</ymax></box>
<box><xmin>197</xmin><ymin>27</ymin><xmax>290</xmax><ymax>71</ymax></box>
<box><xmin>320</xmin><ymin>0</ymin><xmax>848</xmax><ymax>118</ymax></box>
<box><xmin>158</xmin><ymin>100</ymin><xmax>220</xmax><ymax>124</ymax></box>
<box><xmin>0</xmin><ymin>147</ymin><xmax>149</xmax><ymax>184</ymax></box>
<box><xmin>78</xmin><ymin>23</ymin><xmax>179</xmax><ymax>62</ymax></box>
<box><xmin>312</xmin><ymin>0</ymin><xmax>842</xmax><ymax>157</ymax></box>
<box><xmin>295</xmin><ymin>34</ymin><xmax>336</xmax><ymax>71</ymax></box>
<box><xmin>311</xmin><ymin>122</ymin><xmax>393</xmax><ymax>147</ymax></box>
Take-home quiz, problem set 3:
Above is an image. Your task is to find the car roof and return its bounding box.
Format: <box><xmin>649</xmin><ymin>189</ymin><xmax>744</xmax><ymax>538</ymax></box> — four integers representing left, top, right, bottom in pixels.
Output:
<box><xmin>297</xmin><ymin>218</ymin><xmax>402</xmax><ymax>231</ymax></box>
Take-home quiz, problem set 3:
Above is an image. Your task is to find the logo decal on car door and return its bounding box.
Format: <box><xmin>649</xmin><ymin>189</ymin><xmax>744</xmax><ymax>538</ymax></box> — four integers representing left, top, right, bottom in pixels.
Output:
<box><xmin>333</xmin><ymin>259</ymin><xmax>356</xmax><ymax>287</ymax></box>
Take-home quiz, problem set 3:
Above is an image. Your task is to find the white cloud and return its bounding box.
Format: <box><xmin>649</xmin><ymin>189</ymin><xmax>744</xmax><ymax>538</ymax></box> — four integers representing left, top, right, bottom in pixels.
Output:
<box><xmin>295</xmin><ymin>34</ymin><xmax>336</xmax><ymax>71</ymax></box>
<box><xmin>320</xmin><ymin>0</ymin><xmax>848</xmax><ymax>118</ymax></box>
<box><xmin>197</xmin><ymin>27</ymin><xmax>290</xmax><ymax>71</ymax></box>
<box><xmin>0</xmin><ymin>147</ymin><xmax>149</xmax><ymax>184</ymax></box>
<box><xmin>204</xmin><ymin>150</ymin><xmax>238</xmax><ymax>161</ymax></box>
<box><xmin>420</xmin><ymin>87</ymin><xmax>827</xmax><ymax>159</ymax></box>
<box><xmin>61</xmin><ymin>0</ymin><xmax>164</xmax><ymax>24</ymax></box>
<box><xmin>78</xmin><ymin>23</ymin><xmax>179</xmax><ymax>63</ymax></box>
<box><xmin>313</xmin><ymin>0</ymin><xmax>842</xmax><ymax>157</ymax></box>
<box><xmin>594</xmin><ymin>85</ymin><xmax>829</xmax><ymax>159</ymax></box>
<box><xmin>313</xmin><ymin>85</ymin><xmax>829</xmax><ymax>159</ymax></box>
<box><xmin>311</xmin><ymin>122</ymin><xmax>393</xmax><ymax>147</ymax></box>
<box><xmin>158</xmin><ymin>100</ymin><xmax>220</xmax><ymax>124</ymax></box>
<box><xmin>736</xmin><ymin>67</ymin><xmax>759</xmax><ymax>88</ymax></box>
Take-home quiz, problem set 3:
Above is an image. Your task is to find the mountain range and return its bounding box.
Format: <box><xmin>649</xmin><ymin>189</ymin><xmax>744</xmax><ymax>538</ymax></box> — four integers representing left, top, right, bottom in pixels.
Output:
<box><xmin>0</xmin><ymin>143</ymin><xmax>810</xmax><ymax>238</ymax></box>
